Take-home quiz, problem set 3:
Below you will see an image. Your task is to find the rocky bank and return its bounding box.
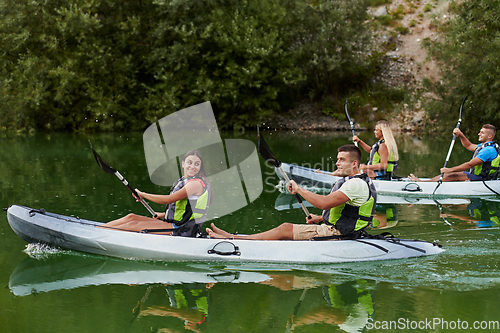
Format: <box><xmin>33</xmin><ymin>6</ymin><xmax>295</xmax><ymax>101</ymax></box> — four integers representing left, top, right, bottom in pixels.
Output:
<box><xmin>267</xmin><ymin>0</ymin><xmax>449</xmax><ymax>132</ymax></box>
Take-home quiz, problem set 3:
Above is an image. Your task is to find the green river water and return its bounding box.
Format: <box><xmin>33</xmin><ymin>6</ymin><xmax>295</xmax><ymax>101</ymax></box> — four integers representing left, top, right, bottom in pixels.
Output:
<box><xmin>0</xmin><ymin>130</ymin><xmax>499</xmax><ymax>332</ymax></box>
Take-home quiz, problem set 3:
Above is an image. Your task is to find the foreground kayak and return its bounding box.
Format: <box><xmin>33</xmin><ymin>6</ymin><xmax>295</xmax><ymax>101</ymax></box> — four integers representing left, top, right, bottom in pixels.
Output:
<box><xmin>7</xmin><ymin>205</ymin><xmax>443</xmax><ymax>263</ymax></box>
<box><xmin>278</xmin><ymin>163</ymin><xmax>500</xmax><ymax>197</ymax></box>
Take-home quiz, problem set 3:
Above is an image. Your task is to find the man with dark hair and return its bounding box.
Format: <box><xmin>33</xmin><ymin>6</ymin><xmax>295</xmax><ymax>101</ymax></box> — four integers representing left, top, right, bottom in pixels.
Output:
<box><xmin>410</xmin><ymin>124</ymin><xmax>500</xmax><ymax>181</ymax></box>
<box><xmin>206</xmin><ymin>144</ymin><xmax>377</xmax><ymax>240</ymax></box>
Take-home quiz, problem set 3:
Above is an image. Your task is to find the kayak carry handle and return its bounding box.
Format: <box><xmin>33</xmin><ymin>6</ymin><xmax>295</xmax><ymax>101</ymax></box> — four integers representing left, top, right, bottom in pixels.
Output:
<box><xmin>207</xmin><ymin>241</ymin><xmax>241</xmax><ymax>256</ymax></box>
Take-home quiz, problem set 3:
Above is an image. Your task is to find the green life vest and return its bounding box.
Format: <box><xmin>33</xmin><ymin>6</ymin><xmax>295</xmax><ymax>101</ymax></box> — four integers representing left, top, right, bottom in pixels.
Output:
<box><xmin>167</xmin><ymin>285</ymin><xmax>210</xmax><ymax>324</ymax></box>
<box><xmin>326</xmin><ymin>279</ymin><xmax>374</xmax><ymax>316</ymax></box>
<box><xmin>165</xmin><ymin>175</ymin><xmax>210</xmax><ymax>227</ymax></box>
<box><xmin>172</xmin><ymin>288</ymin><xmax>209</xmax><ymax>316</ymax></box>
<box><xmin>372</xmin><ymin>205</ymin><xmax>397</xmax><ymax>228</ymax></box>
<box><xmin>369</xmin><ymin>139</ymin><xmax>397</xmax><ymax>175</ymax></box>
<box><xmin>472</xmin><ymin>208</ymin><xmax>500</xmax><ymax>224</ymax></box>
<box><xmin>469</xmin><ymin>199</ymin><xmax>500</xmax><ymax>225</ymax></box>
<box><xmin>470</xmin><ymin>141</ymin><xmax>500</xmax><ymax>180</ymax></box>
<box><xmin>322</xmin><ymin>174</ymin><xmax>377</xmax><ymax>235</ymax></box>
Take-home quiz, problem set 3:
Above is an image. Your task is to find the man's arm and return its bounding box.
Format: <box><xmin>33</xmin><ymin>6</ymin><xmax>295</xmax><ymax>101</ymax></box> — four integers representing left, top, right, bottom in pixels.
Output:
<box><xmin>441</xmin><ymin>157</ymin><xmax>483</xmax><ymax>174</ymax></box>
<box><xmin>454</xmin><ymin>128</ymin><xmax>477</xmax><ymax>151</ymax></box>
<box><xmin>288</xmin><ymin>180</ymin><xmax>350</xmax><ymax>211</ymax></box>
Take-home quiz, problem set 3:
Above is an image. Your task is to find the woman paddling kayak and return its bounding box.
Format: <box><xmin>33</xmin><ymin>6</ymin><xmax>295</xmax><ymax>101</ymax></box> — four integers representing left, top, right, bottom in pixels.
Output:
<box><xmin>99</xmin><ymin>150</ymin><xmax>211</xmax><ymax>237</ymax></box>
<box><xmin>353</xmin><ymin>120</ymin><xmax>399</xmax><ymax>180</ymax></box>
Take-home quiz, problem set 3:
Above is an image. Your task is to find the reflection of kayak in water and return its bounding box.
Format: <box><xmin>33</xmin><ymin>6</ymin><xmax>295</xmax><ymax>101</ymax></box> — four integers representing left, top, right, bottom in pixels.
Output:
<box><xmin>276</xmin><ymin>162</ymin><xmax>500</xmax><ymax>197</ymax></box>
<box><xmin>8</xmin><ymin>256</ymin><xmax>272</xmax><ymax>296</ymax></box>
<box><xmin>7</xmin><ymin>205</ymin><xmax>444</xmax><ymax>263</ymax></box>
<box><xmin>8</xmin><ymin>255</ymin><xmax>348</xmax><ymax>296</ymax></box>
<box><xmin>274</xmin><ymin>193</ymin><xmax>470</xmax><ymax>211</ymax></box>
<box><xmin>438</xmin><ymin>197</ymin><xmax>500</xmax><ymax>228</ymax></box>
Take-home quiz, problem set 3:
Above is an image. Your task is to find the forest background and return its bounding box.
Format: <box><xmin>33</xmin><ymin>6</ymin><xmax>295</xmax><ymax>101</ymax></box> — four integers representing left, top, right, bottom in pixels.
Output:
<box><xmin>0</xmin><ymin>0</ymin><xmax>499</xmax><ymax>133</ymax></box>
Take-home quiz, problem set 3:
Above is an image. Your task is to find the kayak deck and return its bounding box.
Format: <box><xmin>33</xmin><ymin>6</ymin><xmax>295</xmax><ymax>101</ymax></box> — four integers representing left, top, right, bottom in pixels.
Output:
<box><xmin>7</xmin><ymin>205</ymin><xmax>444</xmax><ymax>263</ymax></box>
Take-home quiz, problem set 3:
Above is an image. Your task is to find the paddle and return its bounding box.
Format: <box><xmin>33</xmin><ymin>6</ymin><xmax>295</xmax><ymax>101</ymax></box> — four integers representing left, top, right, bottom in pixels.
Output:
<box><xmin>433</xmin><ymin>95</ymin><xmax>468</xmax><ymax>194</ymax></box>
<box><xmin>433</xmin><ymin>199</ymin><xmax>452</xmax><ymax>226</ymax></box>
<box><xmin>345</xmin><ymin>100</ymin><xmax>358</xmax><ymax>147</ymax></box>
<box><xmin>88</xmin><ymin>140</ymin><xmax>158</xmax><ymax>218</ymax></box>
<box><xmin>257</xmin><ymin>127</ymin><xmax>312</xmax><ymax>219</ymax></box>
<box><xmin>285</xmin><ymin>288</ymin><xmax>308</xmax><ymax>332</ymax></box>
<box><xmin>131</xmin><ymin>285</ymin><xmax>153</xmax><ymax>323</ymax></box>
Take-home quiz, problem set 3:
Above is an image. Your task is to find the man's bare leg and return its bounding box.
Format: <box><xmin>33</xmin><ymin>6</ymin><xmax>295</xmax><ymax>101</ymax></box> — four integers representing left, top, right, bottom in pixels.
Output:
<box><xmin>408</xmin><ymin>174</ymin><xmax>441</xmax><ymax>181</ymax></box>
<box><xmin>408</xmin><ymin>174</ymin><xmax>422</xmax><ymax>182</ymax></box>
<box><xmin>409</xmin><ymin>172</ymin><xmax>469</xmax><ymax>182</ymax></box>
<box><xmin>209</xmin><ymin>223</ymin><xmax>235</xmax><ymax>238</ymax></box>
<box><xmin>207</xmin><ymin>223</ymin><xmax>294</xmax><ymax>240</ymax></box>
<box><xmin>441</xmin><ymin>172</ymin><xmax>469</xmax><ymax>182</ymax></box>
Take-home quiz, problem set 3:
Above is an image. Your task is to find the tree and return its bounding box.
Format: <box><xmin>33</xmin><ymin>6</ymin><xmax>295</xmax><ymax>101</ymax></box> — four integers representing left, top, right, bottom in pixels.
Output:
<box><xmin>425</xmin><ymin>0</ymin><xmax>500</xmax><ymax>130</ymax></box>
<box><xmin>0</xmin><ymin>0</ymin><xmax>156</xmax><ymax>131</ymax></box>
<box><xmin>0</xmin><ymin>0</ymin><xmax>374</xmax><ymax>132</ymax></box>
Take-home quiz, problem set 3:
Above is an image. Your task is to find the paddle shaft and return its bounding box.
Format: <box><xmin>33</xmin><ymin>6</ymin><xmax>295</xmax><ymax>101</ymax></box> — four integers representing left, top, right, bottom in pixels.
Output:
<box><xmin>443</xmin><ymin>133</ymin><xmax>459</xmax><ymax>168</ymax></box>
<box><xmin>89</xmin><ymin>140</ymin><xmax>157</xmax><ymax>218</ymax></box>
<box><xmin>132</xmin><ymin>285</ymin><xmax>153</xmax><ymax>323</ymax></box>
<box><xmin>437</xmin><ymin>96</ymin><xmax>467</xmax><ymax>184</ymax></box>
<box><xmin>434</xmin><ymin>200</ymin><xmax>452</xmax><ymax>226</ymax></box>
<box><xmin>279</xmin><ymin>166</ymin><xmax>311</xmax><ymax>219</ymax></box>
<box><xmin>256</xmin><ymin>126</ymin><xmax>311</xmax><ymax>219</ymax></box>
<box><xmin>345</xmin><ymin>101</ymin><xmax>358</xmax><ymax>147</ymax></box>
<box><xmin>113</xmin><ymin>170</ymin><xmax>158</xmax><ymax>218</ymax></box>
<box><xmin>434</xmin><ymin>124</ymin><xmax>460</xmax><ymax>193</ymax></box>
<box><xmin>285</xmin><ymin>288</ymin><xmax>308</xmax><ymax>333</ymax></box>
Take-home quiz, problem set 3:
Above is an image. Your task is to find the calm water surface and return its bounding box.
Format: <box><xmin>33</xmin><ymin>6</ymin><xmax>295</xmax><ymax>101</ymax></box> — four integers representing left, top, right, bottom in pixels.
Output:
<box><xmin>1</xmin><ymin>131</ymin><xmax>499</xmax><ymax>332</ymax></box>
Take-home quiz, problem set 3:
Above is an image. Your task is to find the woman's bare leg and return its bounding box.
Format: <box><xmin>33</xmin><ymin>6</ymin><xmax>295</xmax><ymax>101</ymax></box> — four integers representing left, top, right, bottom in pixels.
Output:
<box><xmin>99</xmin><ymin>213</ymin><xmax>173</xmax><ymax>233</ymax></box>
<box><xmin>366</xmin><ymin>170</ymin><xmax>377</xmax><ymax>179</ymax></box>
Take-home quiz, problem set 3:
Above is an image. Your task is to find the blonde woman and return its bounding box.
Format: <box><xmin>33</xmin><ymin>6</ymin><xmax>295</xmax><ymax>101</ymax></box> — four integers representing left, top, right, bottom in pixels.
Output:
<box><xmin>353</xmin><ymin>120</ymin><xmax>399</xmax><ymax>179</ymax></box>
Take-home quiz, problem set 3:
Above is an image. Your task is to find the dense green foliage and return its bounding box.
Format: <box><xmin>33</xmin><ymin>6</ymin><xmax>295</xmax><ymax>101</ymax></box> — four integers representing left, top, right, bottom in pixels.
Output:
<box><xmin>0</xmin><ymin>0</ymin><xmax>375</xmax><ymax>132</ymax></box>
<box><xmin>425</xmin><ymin>0</ymin><xmax>500</xmax><ymax>131</ymax></box>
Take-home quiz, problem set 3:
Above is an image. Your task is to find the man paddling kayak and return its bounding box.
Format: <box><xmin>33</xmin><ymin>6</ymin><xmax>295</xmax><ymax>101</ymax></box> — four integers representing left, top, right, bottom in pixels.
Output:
<box><xmin>207</xmin><ymin>144</ymin><xmax>377</xmax><ymax>240</ymax></box>
<box><xmin>409</xmin><ymin>124</ymin><xmax>500</xmax><ymax>182</ymax></box>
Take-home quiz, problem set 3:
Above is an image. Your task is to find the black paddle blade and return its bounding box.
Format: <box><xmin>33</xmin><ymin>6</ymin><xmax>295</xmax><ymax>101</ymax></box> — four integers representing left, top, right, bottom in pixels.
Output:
<box><xmin>88</xmin><ymin>140</ymin><xmax>117</xmax><ymax>175</ymax></box>
<box><xmin>257</xmin><ymin>126</ymin><xmax>281</xmax><ymax>168</ymax></box>
<box><xmin>459</xmin><ymin>95</ymin><xmax>468</xmax><ymax>120</ymax></box>
<box><xmin>344</xmin><ymin>100</ymin><xmax>352</xmax><ymax>122</ymax></box>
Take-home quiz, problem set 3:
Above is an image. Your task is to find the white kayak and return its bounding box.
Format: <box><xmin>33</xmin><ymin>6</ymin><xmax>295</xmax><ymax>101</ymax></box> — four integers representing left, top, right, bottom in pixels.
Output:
<box><xmin>277</xmin><ymin>162</ymin><xmax>500</xmax><ymax>197</ymax></box>
<box><xmin>7</xmin><ymin>205</ymin><xmax>443</xmax><ymax>263</ymax></box>
<box><xmin>274</xmin><ymin>192</ymin><xmax>471</xmax><ymax>211</ymax></box>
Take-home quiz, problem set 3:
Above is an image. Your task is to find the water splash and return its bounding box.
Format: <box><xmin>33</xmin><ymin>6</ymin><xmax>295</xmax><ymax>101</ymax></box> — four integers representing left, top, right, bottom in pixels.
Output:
<box><xmin>23</xmin><ymin>243</ymin><xmax>66</xmax><ymax>260</ymax></box>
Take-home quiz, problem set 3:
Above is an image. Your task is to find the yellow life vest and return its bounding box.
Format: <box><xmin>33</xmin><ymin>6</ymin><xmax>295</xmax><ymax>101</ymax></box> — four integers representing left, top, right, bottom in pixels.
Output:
<box><xmin>322</xmin><ymin>174</ymin><xmax>377</xmax><ymax>234</ymax></box>
<box><xmin>369</xmin><ymin>139</ymin><xmax>397</xmax><ymax>175</ymax></box>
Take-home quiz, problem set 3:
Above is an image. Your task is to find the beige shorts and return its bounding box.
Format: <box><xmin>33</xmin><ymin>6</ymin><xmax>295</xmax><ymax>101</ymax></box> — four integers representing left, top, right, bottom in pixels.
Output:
<box><xmin>292</xmin><ymin>224</ymin><xmax>341</xmax><ymax>240</ymax></box>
